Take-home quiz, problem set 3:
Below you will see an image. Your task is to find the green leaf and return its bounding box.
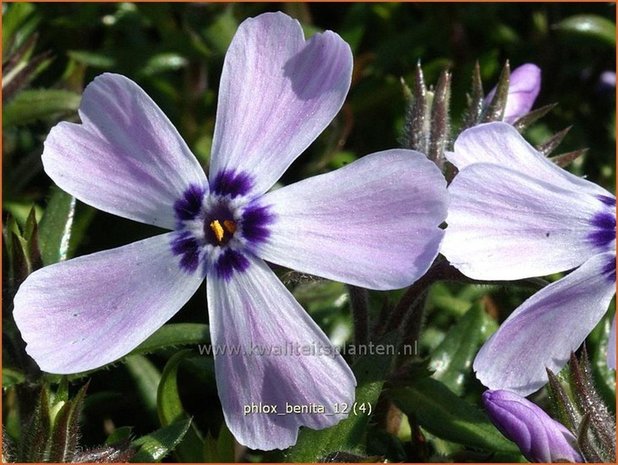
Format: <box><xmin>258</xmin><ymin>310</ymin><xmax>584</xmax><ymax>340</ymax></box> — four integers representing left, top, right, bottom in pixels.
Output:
<box><xmin>203</xmin><ymin>423</ymin><xmax>235</xmax><ymax>462</ymax></box>
<box><xmin>125</xmin><ymin>355</ymin><xmax>161</xmax><ymax>424</ymax></box>
<box><xmin>131</xmin><ymin>418</ymin><xmax>192</xmax><ymax>463</ymax></box>
<box><xmin>482</xmin><ymin>61</ymin><xmax>509</xmax><ymax>122</ymax></box>
<box><xmin>106</xmin><ymin>426</ymin><xmax>133</xmax><ymax>445</ymax></box>
<box><xmin>68</xmin><ymin>50</ymin><xmax>116</xmax><ymax>68</ymax></box>
<box><xmin>3</xmin><ymin>89</ymin><xmax>80</xmax><ymax>127</ymax></box>
<box><xmin>2</xmin><ymin>367</ymin><xmax>25</xmax><ymax>388</ymax></box>
<box><xmin>139</xmin><ymin>53</ymin><xmax>188</xmax><ymax>77</ymax></box>
<box><xmin>158</xmin><ymin>350</ymin><xmax>192</xmax><ymax>425</ymax></box>
<box><xmin>2</xmin><ymin>2</ymin><xmax>37</xmax><ymax>55</ymax></box>
<box><xmin>429</xmin><ymin>302</ymin><xmax>497</xmax><ymax>395</ymax></box>
<box><xmin>157</xmin><ymin>350</ymin><xmax>203</xmax><ymax>461</ymax></box>
<box><xmin>554</xmin><ymin>14</ymin><xmax>616</xmax><ymax>46</ymax></box>
<box><xmin>390</xmin><ymin>377</ymin><xmax>519</xmax><ymax>454</ymax></box>
<box><xmin>286</xmin><ymin>332</ymin><xmax>398</xmax><ymax>461</ymax></box>
<box><xmin>202</xmin><ymin>10</ymin><xmax>238</xmax><ymax>56</ymax></box>
<box><xmin>48</xmin><ymin>382</ymin><xmax>88</xmax><ymax>462</ymax></box>
<box><xmin>38</xmin><ymin>188</ymin><xmax>76</xmax><ymax>265</ymax></box>
<box><xmin>132</xmin><ymin>323</ymin><xmax>210</xmax><ymax>356</ymax></box>
<box><xmin>18</xmin><ymin>387</ymin><xmax>52</xmax><ymax>462</ymax></box>
<box><xmin>591</xmin><ymin>314</ymin><xmax>616</xmax><ymax>411</ymax></box>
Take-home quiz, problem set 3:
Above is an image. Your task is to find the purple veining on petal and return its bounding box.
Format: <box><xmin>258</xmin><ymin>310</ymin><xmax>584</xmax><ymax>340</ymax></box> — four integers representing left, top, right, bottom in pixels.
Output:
<box><xmin>171</xmin><ymin>231</ymin><xmax>201</xmax><ymax>273</ymax></box>
<box><xmin>602</xmin><ymin>255</ymin><xmax>616</xmax><ymax>282</ymax></box>
<box><xmin>598</xmin><ymin>194</ymin><xmax>616</xmax><ymax>207</ymax></box>
<box><xmin>174</xmin><ymin>184</ymin><xmax>206</xmax><ymax>221</ymax></box>
<box><xmin>211</xmin><ymin>170</ymin><xmax>253</xmax><ymax>198</ymax></box>
<box><xmin>215</xmin><ymin>248</ymin><xmax>250</xmax><ymax>280</ymax></box>
<box><xmin>241</xmin><ymin>202</ymin><xmax>275</xmax><ymax>244</ymax></box>
<box><xmin>588</xmin><ymin>211</ymin><xmax>616</xmax><ymax>249</ymax></box>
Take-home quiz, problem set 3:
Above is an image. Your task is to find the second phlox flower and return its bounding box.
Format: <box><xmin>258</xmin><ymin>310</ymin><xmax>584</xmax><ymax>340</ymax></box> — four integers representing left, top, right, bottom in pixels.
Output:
<box><xmin>441</xmin><ymin>122</ymin><xmax>615</xmax><ymax>396</ymax></box>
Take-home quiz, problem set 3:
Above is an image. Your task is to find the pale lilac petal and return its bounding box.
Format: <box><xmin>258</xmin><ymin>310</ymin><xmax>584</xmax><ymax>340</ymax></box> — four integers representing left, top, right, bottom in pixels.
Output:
<box><xmin>442</xmin><ymin>162</ymin><xmax>614</xmax><ymax>280</ymax></box>
<box><xmin>483</xmin><ymin>390</ymin><xmax>583</xmax><ymax>463</ymax></box>
<box><xmin>13</xmin><ymin>234</ymin><xmax>204</xmax><ymax>373</ymax></box>
<box><xmin>486</xmin><ymin>64</ymin><xmax>541</xmax><ymax>123</ymax></box>
<box><xmin>473</xmin><ymin>252</ymin><xmax>616</xmax><ymax>396</ymax></box>
<box><xmin>608</xmin><ymin>315</ymin><xmax>616</xmax><ymax>370</ymax></box>
<box><xmin>258</xmin><ymin>150</ymin><xmax>448</xmax><ymax>290</ymax></box>
<box><xmin>447</xmin><ymin>122</ymin><xmax>609</xmax><ymax>197</ymax></box>
<box><xmin>209</xmin><ymin>12</ymin><xmax>352</xmax><ymax>197</ymax></box>
<box><xmin>43</xmin><ymin>73</ymin><xmax>207</xmax><ymax>230</ymax></box>
<box><xmin>207</xmin><ymin>255</ymin><xmax>356</xmax><ymax>450</ymax></box>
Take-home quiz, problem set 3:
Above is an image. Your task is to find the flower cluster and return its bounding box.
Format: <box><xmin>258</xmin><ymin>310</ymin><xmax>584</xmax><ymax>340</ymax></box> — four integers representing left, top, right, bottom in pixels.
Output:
<box><xmin>10</xmin><ymin>10</ymin><xmax>614</xmax><ymax>456</ymax></box>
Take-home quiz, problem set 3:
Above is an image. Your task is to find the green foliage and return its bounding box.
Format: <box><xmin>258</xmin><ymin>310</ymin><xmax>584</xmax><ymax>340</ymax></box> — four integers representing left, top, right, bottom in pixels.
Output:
<box><xmin>390</xmin><ymin>378</ymin><xmax>519</xmax><ymax>454</ymax></box>
<box><xmin>286</xmin><ymin>332</ymin><xmax>398</xmax><ymax>461</ymax></box>
<box><xmin>3</xmin><ymin>89</ymin><xmax>81</xmax><ymax>127</ymax></box>
<box><xmin>429</xmin><ymin>302</ymin><xmax>497</xmax><ymax>395</ymax></box>
<box><xmin>131</xmin><ymin>418</ymin><xmax>192</xmax><ymax>462</ymax></box>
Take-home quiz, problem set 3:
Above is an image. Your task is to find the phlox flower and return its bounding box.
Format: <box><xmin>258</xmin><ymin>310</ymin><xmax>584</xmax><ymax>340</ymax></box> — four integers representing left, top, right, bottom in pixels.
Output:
<box><xmin>441</xmin><ymin>122</ymin><xmax>616</xmax><ymax>396</ymax></box>
<box><xmin>483</xmin><ymin>390</ymin><xmax>583</xmax><ymax>463</ymax></box>
<box><xmin>485</xmin><ymin>63</ymin><xmax>541</xmax><ymax>123</ymax></box>
<box><xmin>13</xmin><ymin>12</ymin><xmax>448</xmax><ymax>449</ymax></box>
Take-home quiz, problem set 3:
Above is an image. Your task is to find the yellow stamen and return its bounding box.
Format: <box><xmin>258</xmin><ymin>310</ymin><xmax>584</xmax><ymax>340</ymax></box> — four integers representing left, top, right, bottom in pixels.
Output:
<box><xmin>210</xmin><ymin>220</ymin><xmax>225</xmax><ymax>243</ymax></box>
<box><xmin>223</xmin><ymin>220</ymin><xmax>237</xmax><ymax>234</ymax></box>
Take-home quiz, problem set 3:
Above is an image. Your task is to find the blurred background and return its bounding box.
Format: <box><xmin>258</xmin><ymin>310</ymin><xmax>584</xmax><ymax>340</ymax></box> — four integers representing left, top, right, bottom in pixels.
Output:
<box><xmin>2</xmin><ymin>2</ymin><xmax>615</xmax><ymax>462</ymax></box>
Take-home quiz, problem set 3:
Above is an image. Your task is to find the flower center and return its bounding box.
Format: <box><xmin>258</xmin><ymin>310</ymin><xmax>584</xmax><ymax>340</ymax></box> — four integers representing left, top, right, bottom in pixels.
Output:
<box><xmin>208</xmin><ymin>219</ymin><xmax>237</xmax><ymax>245</ymax></box>
<box><xmin>171</xmin><ymin>176</ymin><xmax>275</xmax><ymax>279</ymax></box>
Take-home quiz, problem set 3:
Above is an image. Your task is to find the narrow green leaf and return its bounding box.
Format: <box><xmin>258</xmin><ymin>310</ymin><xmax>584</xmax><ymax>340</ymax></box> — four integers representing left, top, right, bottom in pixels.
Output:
<box><xmin>139</xmin><ymin>53</ymin><xmax>188</xmax><ymax>77</ymax></box>
<box><xmin>106</xmin><ymin>426</ymin><xmax>133</xmax><ymax>445</ymax></box>
<box><xmin>577</xmin><ymin>413</ymin><xmax>602</xmax><ymax>462</ymax></box>
<box><xmin>2</xmin><ymin>367</ymin><xmax>26</xmax><ymax>388</ymax></box>
<box><xmin>38</xmin><ymin>188</ymin><xmax>76</xmax><ymax>265</ymax></box>
<box><xmin>537</xmin><ymin>126</ymin><xmax>571</xmax><ymax>156</ymax></box>
<box><xmin>23</xmin><ymin>206</ymin><xmax>43</xmax><ymax>271</ymax></box>
<box><xmin>390</xmin><ymin>378</ymin><xmax>519</xmax><ymax>453</ymax></box>
<box><xmin>512</xmin><ymin>103</ymin><xmax>557</xmax><ymax>132</ymax></box>
<box><xmin>569</xmin><ymin>351</ymin><xmax>615</xmax><ymax>460</ymax></box>
<box><xmin>402</xmin><ymin>61</ymin><xmax>429</xmax><ymax>153</ymax></box>
<box><xmin>3</xmin><ymin>89</ymin><xmax>80</xmax><ymax>127</ymax></box>
<box><xmin>550</xmin><ymin>148</ymin><xmax>588</xmax><ymax>168</ymax></box>
<box><xmin>67</xmin><ymin>50</ymin><xmax>116</xmax><ymax>68</ymax></box>
<box><xmin>554</xmin><ymin>14</ymin><xmax>616</xmax><ymax>46</ymax></box>
<box><xmin>132</xmin><ymin>323</ymin><xmax>210</xmax><ymax>356</ymax></box>
<box><xmin>48</xmin><ymin>382</ymin><xmax>88</xmax><ymax>462</ymax></box>
<box><xmin>18</xmin><ymin>387</ymin><xmax>52</xmax><ymax>462</ymax></box>
<box><xmin>157</xmin><ymin>350</ymin><xmax>203</xmax><ymax>461</ymax></box>
<box><xmin>131</xmin><ymin>418</ymin><xmax>192</xmax><ymax>463</ymax></box>
<box><xmin>428</xmin><ymin>70</ymin><xmax>451</xmax><ymax>168</ymax></box>
<box><xmin>482</xmin><ymin>61</ymin><xmax>509</xmax><ymax>123</ymax></box>
<box><xmin>590</xmin><ymin>315</ymin><xmax>616</xmax><ymax>410</ymax></box>
<box><xmin>2</xmin><ymin>3</ymin><xmax>37</xmax><ymax>54</ymax></box>
<box><xmin>202</xmin><ymin>10</ymin><xmax>238</xmax><ymax>56</ymax></box>
<box><xmin>158</xmin><ymin>349</ymin><xmax>192</xmax><ymax>425</ymax></box>
<box><xmin>462</xmin><ymin>61</ymin><xmax>485</xmax><ymax>129</ymax></box>
<box><xmin>203</xmin><ymin>423</ymin><xmax>235</xmax><ymax>462</ymax></box>
<box><xmin>429</xmin><ymin>302</ymin><xmax>497</xmax><ymax>395</ymax></box>
<box><xmin>125</xmin><ymin>355</ymin><xmax>161</xmax><ymax>424</ymax></box>
<box><xmin>546</xmin><ymin>368</ymin><xmax>579</xmax><ymax>433</ymax></box>
<box><xmin>286</xmin><ymin>332</ymin><xmax>398</xmax><ymax>461</ymax></box>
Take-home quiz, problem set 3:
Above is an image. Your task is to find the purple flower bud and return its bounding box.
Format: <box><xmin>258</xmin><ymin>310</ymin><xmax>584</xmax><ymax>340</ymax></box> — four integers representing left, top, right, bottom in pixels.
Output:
<box><xmin>483</xmin><ymin>390</ymin><xmax>583</xmax><ymax>463</ymax></box>
<box><xmin>486</xmin><ymin>63</ymin><xmax>541</xmax><ymax>123</ymax></box>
